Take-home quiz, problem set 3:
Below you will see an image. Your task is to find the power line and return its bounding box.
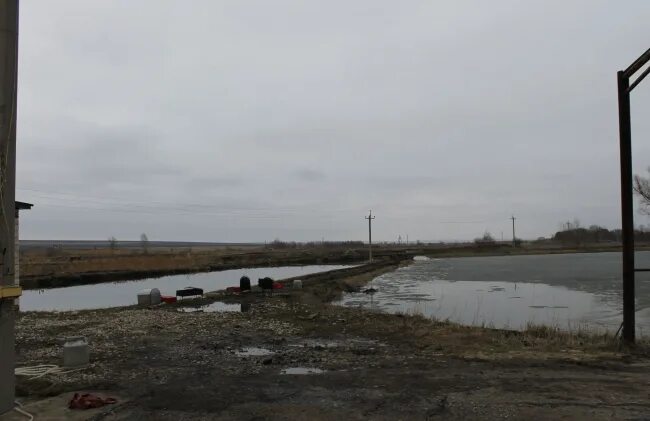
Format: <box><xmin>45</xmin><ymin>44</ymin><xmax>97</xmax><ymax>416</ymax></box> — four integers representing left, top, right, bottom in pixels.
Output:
<box><xmin>31</xmin><ymin>202</ymin><xmax>287</xmax><ymax>219</ymax></box>
<box><xmin>18</xmin><ymin>187</ymin><xmax>385</xmax><ymax>218</ymax></box>
<box><xmin>19</xmin><ymin>188</ymin><xmax>521</xmax><ymax>230</ymax></box>
<box><xmin>17</xmin><ymin>188</ymin><xmax>313</xmax><ymax>214</ymax></box>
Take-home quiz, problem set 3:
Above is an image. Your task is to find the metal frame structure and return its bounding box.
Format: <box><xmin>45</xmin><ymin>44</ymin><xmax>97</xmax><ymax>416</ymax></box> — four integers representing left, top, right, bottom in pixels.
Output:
<box><xmin>618</xmin><ymin>47</ymin><xmax>650</xmax><ymax>343</ymax></box>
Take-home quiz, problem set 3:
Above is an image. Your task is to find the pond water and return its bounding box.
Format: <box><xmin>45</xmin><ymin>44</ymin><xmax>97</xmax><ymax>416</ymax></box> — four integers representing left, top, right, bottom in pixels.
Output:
<box><xmin>338</xmin><ymin>252</ymin><xmax>650</xmax><ymax>335</ymax></box>
<box><xmin>22</xmin><ymin>265</ymin><xmax>351</xmax><ymax>312</ymax></box>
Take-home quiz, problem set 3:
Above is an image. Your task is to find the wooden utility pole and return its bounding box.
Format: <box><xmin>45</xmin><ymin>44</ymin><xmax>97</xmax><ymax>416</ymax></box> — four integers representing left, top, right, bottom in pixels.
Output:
<box><xmin>365</xmin><ymin>210</ymin><xmax>375</xmax><ymax>262</ymax></box>
<box><xmin>0</xmin><ymin>0</ymin><xmax>19</xmax><ymax>414</ymax></box>
<box><xmin>511</xmin><ymin>215</ymin><xmax>516</xmax><ymax>247</ymax></box>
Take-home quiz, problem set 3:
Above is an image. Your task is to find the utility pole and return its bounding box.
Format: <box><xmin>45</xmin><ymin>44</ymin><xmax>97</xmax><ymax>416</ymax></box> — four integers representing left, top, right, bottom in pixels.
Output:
<box><xmin>365</xmin><ymin>210</ymin><xmax>375</xmax><ymax>262</ymax></box>
<box><xmin>0</xmin><ymin>0</ymin><xmax>19</xmax><ymax>413</ymax></box>
<box><xmin>511</xmin><ymin>215</ymin><xmax>517</xmax><ymax>247</ymax></box>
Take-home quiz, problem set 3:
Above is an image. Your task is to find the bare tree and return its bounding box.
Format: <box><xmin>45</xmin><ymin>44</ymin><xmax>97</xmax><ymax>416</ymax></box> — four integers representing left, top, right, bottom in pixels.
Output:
<box><xmin>634</xmin><ymin>168</ymin><xmax>650</xmax><ymax>214</ymax></box>
<box><xmin>108</xmin><ymin>236</ymin><xmax>117</xmax><ymax>252</ymax></box>
<box><xmin>140</xmin><ymin>233</ymin><xmax>149</xmax><ymax>254</ymax></box>
<box><xmin>474</xmin><ymin>231</ymin><xmax>496</xmax><ymax>246</ymax></box>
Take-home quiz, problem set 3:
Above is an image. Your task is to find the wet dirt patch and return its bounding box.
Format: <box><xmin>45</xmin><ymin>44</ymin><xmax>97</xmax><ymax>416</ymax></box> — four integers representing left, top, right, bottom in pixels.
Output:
<box><xmin>235</xmin><ymin>347</ymin><xmax>274</xmax><ymax>357</ymax></box>
<box><xmin>281</xmin><ymin>367</ymin><xmax>325</xmax><ymax>375</ymax></box>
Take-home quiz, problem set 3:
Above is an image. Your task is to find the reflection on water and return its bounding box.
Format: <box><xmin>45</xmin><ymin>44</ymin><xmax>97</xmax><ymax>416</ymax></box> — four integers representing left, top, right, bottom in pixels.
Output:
<box><xmin>22</xmin><ymin>265</ymin><xmax>351</xmax><ymax>312</ymax></box>
<box><xmin>338</xmin><ymin>252</ymin><xmax>650</xmax><ymax>335</ymax></box>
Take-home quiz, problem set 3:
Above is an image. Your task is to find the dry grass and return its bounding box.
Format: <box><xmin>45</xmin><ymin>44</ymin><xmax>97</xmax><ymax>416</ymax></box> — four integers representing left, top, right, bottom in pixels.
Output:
<box><xmin>19</xmin><ymin>245</ymin><xmax>369</xmax><ymax>286</ymax></box>
<box><xmin>312</xmin><ymin>305</ymin><xmax>650</xmax><ymax>360</ymax></box>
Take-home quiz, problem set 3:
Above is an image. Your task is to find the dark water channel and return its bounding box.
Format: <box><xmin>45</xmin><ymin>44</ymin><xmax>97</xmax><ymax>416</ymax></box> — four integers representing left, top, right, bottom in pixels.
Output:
<box><xmin>338</xmin><ymin>252</ymin><xmax>650</xmax><ymax>335</ymax></box>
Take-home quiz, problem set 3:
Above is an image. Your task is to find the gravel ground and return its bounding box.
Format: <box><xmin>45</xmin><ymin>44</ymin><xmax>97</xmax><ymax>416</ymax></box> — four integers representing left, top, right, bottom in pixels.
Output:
<box><xmin>11</xmin><ymin>291</ymin><xmax>650</xmax><ymax>420</ymax></box>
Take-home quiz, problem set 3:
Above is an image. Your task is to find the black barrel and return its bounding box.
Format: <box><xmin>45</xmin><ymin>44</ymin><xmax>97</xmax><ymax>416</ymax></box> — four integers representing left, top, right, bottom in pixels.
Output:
<box><xmin>258</xmin><ymin>277</ymin><xmax>274</xmax><ymax>290</ymax></box>
<box><xmin>240</xmin><ymin>276</ymin><xmax>251</xmax><ymax>291</ymax></box>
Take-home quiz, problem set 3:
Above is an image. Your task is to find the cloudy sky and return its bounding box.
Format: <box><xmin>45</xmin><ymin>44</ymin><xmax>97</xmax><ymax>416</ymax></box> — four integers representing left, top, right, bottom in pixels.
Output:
<box><xmin>15</xmin><ymin>1</ymin><xmax>650</xmax><ymax>242</ymax></box>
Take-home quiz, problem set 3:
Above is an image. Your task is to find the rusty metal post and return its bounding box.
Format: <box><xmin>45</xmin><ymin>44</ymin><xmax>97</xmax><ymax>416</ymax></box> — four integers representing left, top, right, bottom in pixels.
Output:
<box><xmin>617</xmin><ymin>71</ymin><xmax>635</xmax><ymax>343</ymax></box>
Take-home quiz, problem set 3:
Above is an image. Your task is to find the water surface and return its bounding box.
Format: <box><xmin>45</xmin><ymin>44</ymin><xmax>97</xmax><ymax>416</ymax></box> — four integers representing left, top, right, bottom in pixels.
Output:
<box><xmin>22</xmin><ymin>265</ymin><xmax>350</xmax><ymax>311</ymax></box>
<box><xmin>339</xmin><ymin>252</ymin><xmax>650</xmax><ymax>334</ymax></box>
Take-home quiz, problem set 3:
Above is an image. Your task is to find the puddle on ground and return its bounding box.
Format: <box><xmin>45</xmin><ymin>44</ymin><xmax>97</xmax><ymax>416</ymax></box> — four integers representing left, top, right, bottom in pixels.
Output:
<box><xmin>281</xmin><ymin>367</ymin><xmax>325</xmax><ymax>375</ymax></box>
<box><xmin>291</xmin><ymin>341</ymin><xmax>339</xmax><ymax>349</ymax></box>
<box><xmin>235</xmin><ymin>347</ymin><xmax>274</xmax><ymax>357</ymax></box>
<box><xmin>176</xmin><ymin>302</ymin><xmax>247</xmax><ymax>313</ymax></box>
<box><xmin>413</xmin><ymin>256</ymin><xmax>430</xmax><ymax>261</ymax></box>
<box><xmin>292</xmin><ymin>338</ymin><xmax>379</xmax><ymax>350</ymax></box>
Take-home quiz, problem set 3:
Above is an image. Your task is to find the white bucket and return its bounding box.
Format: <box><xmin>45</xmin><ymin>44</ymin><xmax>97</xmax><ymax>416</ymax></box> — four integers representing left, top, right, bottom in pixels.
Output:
<box><xmin>63</xmin><ymin>336</ymin><xmax>89</xmax><ymax>367</ymax></box>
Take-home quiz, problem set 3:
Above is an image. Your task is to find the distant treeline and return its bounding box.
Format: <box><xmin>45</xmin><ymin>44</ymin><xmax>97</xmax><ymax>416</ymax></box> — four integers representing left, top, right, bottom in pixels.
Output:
<box><xmin>552</xmin><ymin>226</ymin><xmax>650</xmax><ymax>244</ymax></box>
<box><xmin>267</xmin><ymin>240</ymin><xmax>365</xmax><ymax>249</ymax></box>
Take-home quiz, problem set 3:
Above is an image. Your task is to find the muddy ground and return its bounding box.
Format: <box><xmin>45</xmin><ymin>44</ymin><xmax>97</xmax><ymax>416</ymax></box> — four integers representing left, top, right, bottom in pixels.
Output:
<box><xmin>12</xmin><ymin>262</ymin><xmax>650</xmax><ymax>420</ymax></box>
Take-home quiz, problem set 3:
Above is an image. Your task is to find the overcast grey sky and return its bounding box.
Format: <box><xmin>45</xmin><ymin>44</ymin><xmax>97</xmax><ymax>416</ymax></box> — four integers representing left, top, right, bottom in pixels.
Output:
<box><xmin>15</xmin><ymin>1</ymin><xmax>650</xmax><ymax>242</ymax></box>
